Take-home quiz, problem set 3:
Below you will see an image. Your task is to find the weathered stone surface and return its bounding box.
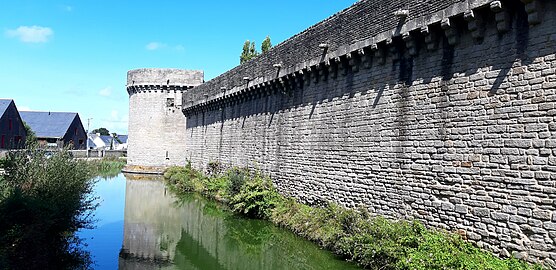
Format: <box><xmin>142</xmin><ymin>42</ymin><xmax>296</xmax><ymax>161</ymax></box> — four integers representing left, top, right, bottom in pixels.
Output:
<box><xmin>126</xmin><ymin>69</ymin><xmax>204</xmax><ymax>169</ymax></box>
<box><xmin>131</xmin><ymin>0</ymin><xmax>556</xmax><ymax>266</ymax></box>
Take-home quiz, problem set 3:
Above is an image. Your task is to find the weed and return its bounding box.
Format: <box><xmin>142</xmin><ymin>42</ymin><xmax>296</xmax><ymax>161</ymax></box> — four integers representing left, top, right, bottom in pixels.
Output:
<box><xmin>163</xmin><ymin>163</ymin><xmax>545</xmax><ymax>270</ymax></box>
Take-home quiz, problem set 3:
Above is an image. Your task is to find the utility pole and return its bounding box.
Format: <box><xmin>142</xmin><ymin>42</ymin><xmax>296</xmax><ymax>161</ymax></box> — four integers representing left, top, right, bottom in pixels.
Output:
<box><xmin>86</xmin><ymin>118</ymin><xmax>92</xmax><ymax>158</ymax></box>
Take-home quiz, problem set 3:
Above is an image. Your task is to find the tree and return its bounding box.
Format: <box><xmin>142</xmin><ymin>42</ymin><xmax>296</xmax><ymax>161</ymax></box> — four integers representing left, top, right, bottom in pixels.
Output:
<box><xmin>261</xmin><ymin>36</ymin><xmax>272</xmax><ymax>53</ymax></box>
<box><xmin>23</xmin><ymin>121</ymin><xmax>37</xmax><ymax>149</ymax></box>
<box><xmin>240</xmin><ymin>40</ymin><xmax>259</xmax><ymax>64</ymax></box>
<box><xmin>91</xmin><ymin>128</ymin><xmax>109</xmax><ymax>136</ymax></box>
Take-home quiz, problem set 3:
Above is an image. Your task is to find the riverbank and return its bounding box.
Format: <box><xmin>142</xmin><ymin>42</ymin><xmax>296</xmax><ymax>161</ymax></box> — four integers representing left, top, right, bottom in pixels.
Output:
<box><xmin>0</xmin><ymin>149</ymin><xmax>97</xmax><ymax>269</ymax></box>
<box><xmin>86</xmin><ymin>157</ymin><xmax>127</xmax><ymax>178</ymax></box>
<box><xmin>0</xmin><ymin>151</ymin><xmax>126</xmax><ymax>269</ymax></box>
<box><xmin>164</xmin><ymin>163</ymin><xmax>545</xmax><ymax>270</ymax></box>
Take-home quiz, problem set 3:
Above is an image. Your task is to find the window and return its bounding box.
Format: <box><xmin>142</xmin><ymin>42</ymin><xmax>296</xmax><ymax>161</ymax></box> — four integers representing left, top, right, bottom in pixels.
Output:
<box><xmin>166</xmin><ymin>98</ymin><xmax>175</xmax><ymax>107</ymax></box>
<box><xmin>8</xmin><ymin>119</ymin><xmax>12</xmax><ymax>130</ymax></box>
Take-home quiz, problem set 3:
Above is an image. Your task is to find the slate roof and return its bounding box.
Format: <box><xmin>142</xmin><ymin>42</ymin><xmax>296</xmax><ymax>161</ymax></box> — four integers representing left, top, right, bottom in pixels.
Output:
<box><xmin>20</xmin><ymin>111</ymin><xmax>79</xmax><ymax>139</ymax></box>
<box><xmin>87</xmin><ymin>138</ymin><xmax>97</xmax><ymax>148</ymax></box>
<box><xmin>99</xmin><ymin>135</ymin><xmax>113</xmax><ymax>145</ymax></box>
<box><xmin>116</xmin><ymin>135</ymin><xmax>128</xmax><ymax>143</ymax></box>
<box><xmin>0</xmin><ymin>99</ymin><xmax>13</xmax><ymax>117</ymax></box>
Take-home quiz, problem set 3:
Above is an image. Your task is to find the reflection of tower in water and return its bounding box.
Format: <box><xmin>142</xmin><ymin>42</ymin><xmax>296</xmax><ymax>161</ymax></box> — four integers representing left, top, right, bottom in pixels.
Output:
<box><xmin>118</xmin><ymin>175</ymin><xmax>181</xmax><ymax>269</ymax></box>
<box><xmin>117</xmin><ymin>174</ymin><xmax>358</xmax><ymax>270</ymax></box>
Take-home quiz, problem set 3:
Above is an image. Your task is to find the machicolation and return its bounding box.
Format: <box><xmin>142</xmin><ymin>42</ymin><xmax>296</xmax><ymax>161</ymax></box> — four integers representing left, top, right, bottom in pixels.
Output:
<box><xmin>128</xmin><ymin>0</ymin><xmax>556</xmax><ymax>266</ymax></box>
<box><xmin>125</xmin><ymin>68</ymin><xmax>203</xmax><ymax>173</ymax></box>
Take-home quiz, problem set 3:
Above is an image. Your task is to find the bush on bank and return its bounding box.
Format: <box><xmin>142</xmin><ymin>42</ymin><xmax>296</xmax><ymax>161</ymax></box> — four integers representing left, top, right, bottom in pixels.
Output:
<box><xmin>0</xmin><ymin>149</ymin><xmax>98</xmax><ymax>269</ymax></box>
<box><xmin>164</xmin><ymin>163</ymin><xmax>544</xmax><ymax>270</ymax></box>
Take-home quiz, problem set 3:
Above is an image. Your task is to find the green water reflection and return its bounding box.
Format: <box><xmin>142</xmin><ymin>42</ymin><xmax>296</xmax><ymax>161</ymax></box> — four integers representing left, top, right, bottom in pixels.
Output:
<box><xmin>118</xmin><ymin>175</ymin><xmax>360</xmax><ymax>270</ymax></box>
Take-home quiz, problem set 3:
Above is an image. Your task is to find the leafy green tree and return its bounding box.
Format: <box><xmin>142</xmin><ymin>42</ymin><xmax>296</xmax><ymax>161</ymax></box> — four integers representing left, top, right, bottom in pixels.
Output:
<box><xmin>23</xmin><ymin>121</ymin><xmax>37</xmax><ymax>149</ymax></box>
<box><xmin>240</xmin><ymin>40</ymin><xmax>259</xmax><ymax>64</ymax></box>
<box><xmin>261</xmin><ymin>36</ymin><xmax>272</xmax><ymax>53</ymax></box>
<box><xmin>91</xmin><ymin>127</ymin><xmax>109</xmax><ymax>136</ymax></box>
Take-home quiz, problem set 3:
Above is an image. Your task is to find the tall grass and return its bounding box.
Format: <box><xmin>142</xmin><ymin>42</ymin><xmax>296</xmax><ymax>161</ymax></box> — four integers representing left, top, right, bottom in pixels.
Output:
<box><xmin>164</xmin><ymin>163</ymin><xmax>545</xmax><ymax>270</ymax></box>
<box><xmin>0</xmin><ymin>149</ymin><xmax>97</xmax><ymax>269</ymax></box>
<box><xmin>87</xmin><ymin>157</ymin><xmax>126</xmax><ymax>178</ymax></box>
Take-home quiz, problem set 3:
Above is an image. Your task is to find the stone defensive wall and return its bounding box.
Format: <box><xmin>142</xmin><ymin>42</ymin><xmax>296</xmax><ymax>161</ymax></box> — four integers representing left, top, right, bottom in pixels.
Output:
<box><xmin>181</xmin><ymin>0</ymin><xmax>555</xmax><ymax>265</ymax></box>
<box><xmin>126</xmin><ymin>68</ymin><xmax>203</xmax><ymax>172</ymax></box>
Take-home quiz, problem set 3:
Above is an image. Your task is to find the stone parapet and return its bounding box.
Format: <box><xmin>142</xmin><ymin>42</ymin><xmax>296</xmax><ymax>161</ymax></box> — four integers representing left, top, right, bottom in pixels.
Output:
<box><xmin>181</xmin><ymin>0</ymin><xmax>556</xmax><ymax>266</ymax></box>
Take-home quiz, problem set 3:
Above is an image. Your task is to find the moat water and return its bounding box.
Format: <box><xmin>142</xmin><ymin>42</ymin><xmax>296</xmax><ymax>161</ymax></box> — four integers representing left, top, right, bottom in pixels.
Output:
<box><xmin>79</xmin><ymin>173</ymin><xmax>360</xmax><ymax>270</ymax></box>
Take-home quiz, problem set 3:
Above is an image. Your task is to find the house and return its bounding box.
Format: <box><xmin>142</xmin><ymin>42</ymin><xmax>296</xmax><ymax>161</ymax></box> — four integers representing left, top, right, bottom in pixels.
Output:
<box><xmin>88</xmin><ymin>133</ymin><xmax>128</xmax><ymax>150</ymax></box>
<box><xmin>113</xmin><ymin>134</ymin><xmax>128</xmax><ymax>150</ymax></box>
<box><xmin>20</xmin><ymin>111</ymin><xmax>87</xmax><ymax>150</ymax></box>
<box><xmin>0</xmin><ymin>99</ymin><xmax>26</xmax><ymax>149</ymax></box>
<box><xmin>88</xmin><ymin>133</ymin><xmax>113</xmax><ymax>150</ymax></box>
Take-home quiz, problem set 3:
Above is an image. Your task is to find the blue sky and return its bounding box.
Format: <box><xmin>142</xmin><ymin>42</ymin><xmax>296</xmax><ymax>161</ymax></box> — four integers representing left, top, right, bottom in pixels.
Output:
<box><xmin>0</xmin><ymin>1</ymin><xmax>356</xmax><ymax>134</ymax></box>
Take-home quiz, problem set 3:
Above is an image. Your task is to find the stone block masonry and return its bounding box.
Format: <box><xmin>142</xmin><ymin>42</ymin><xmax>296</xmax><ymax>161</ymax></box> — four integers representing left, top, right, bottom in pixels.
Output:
<box><xmin>179</xmin><ymin>0</ymin><xmax>555</xmax><ymax>266</ymax></box>
<box><xmin>126</xmin><ymin>68</ymin><xmax>203</xmax><ymax>172</ymax></box>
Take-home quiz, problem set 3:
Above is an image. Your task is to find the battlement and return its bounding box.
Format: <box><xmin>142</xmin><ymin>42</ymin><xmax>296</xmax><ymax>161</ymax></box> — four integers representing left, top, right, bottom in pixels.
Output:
<box><xmin>127</xmin><ymin>68</ymin><xmax>204</xmax><ymax>93</ymax></box>
<box><xmin>176</xmin><ymin>0</ymin><xmax>556</xmax><ymax>265</ymax></box>
<box><xmin>182</xmin><ymin>0</ymin><xmax>547</xmax><ymax>113</ymax></box>
<box><xmin>126</xmin><ymin>68</ymin><xmax>204</xmax><ymax>171</ymax></box>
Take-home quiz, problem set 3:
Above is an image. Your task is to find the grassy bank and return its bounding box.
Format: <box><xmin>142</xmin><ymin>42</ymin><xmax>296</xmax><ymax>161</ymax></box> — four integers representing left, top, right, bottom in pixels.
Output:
<box><xmin>86</xmin><ymin>157</ymin><xmax>126</xmax><ymax>178</ymax></box>
<box><xmin>164</xmin><ymin>163</ymin><xmax>544</xmax><ymax>270</ymax></box>
<box><xmin>0</xmin><ymin>149</ymin><xmax>97</xmax><ymax>269</ymax></box>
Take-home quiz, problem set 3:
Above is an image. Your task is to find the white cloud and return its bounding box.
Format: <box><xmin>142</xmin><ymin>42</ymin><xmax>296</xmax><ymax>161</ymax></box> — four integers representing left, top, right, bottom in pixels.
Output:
<box><xmin>146</xmin><ymin>42</ymin><xmax>184</xmax><ymax>52</ymax></box>
<box><xmin>174</xmin><ymin>45</ymin><xmax>185</xmax><ymax>51</ymax></box>
<box><xmin>99</xmin><ymin>87</ymin><xmax>112</xmax><ymax>97</ymax></box>
<box><xmin>146</xmin><ymin>42</ymin><xmax>166</xmax><ymax>50</ymax></box>
<box><xmin>6</xmin><ymin>26</ymin><xmax>53</xmax><ymax>43</ymax></box>
<box><xmin>110</xmin><ymin>110</ymin><xmax>119</xmax><ymax>119</ymax></box>
<box><xmin>102</xmin><ymin>110</ymin><xmax>128</xmax><ymax>134</ymax></box>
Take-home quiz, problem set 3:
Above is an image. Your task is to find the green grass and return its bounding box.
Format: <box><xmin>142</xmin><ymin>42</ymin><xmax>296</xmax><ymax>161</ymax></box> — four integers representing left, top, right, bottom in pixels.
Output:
<box><xmin>164</xmin><ymin>163</ymin><xmax>545</xmax><ymax>270</ymax></box>
<box><xmin>87</xmin><ymin>157</ymin><xmax>126</xmax><ymax>178</ymax></box>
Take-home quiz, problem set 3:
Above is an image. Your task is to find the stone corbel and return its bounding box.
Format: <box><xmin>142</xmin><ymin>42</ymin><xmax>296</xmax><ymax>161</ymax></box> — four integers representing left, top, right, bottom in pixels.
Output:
<box><xmin>286</xmin><ymin>74</ymin><xmax>296</xmax><ymax>90</ymax></box>
<box><xmin>441</xmin><ymin>18</ymin><xmax>459</xmax><ymax>46</ymax></box>
<box><xmin>464</xmin><ymin>10</ymin><xmax>485</xmax><ymax>41</ymax></box>
<box><xmin>311</xmin><ymin>66</ymin><xmax>319</xmax><ymax>83</ymax></box>
<box><xmin>295</xmin><ymin>70</ymin><xmax>304</xmax><ymax>89</ymax></box>
<box><xmin>277</xmin><ymin>78</ymin><xmax>287</xmax><ymax>94</ymax></box>
<box><xmin>402</xmin><ymin>32</ymin><xmax>418</xmax><ymax>56</ymax></box>
<box><xmin>371</xmin><ymin>44</ymin><xmax>386</xmax><ymax>65</ymax></box>
<box><xmin>319</xmin><ymin>62</ymin><xmax>328</xmax><ymax>81</ymax></box>
<box><xmin>303</xmin><ymin>68</ymin><xmax>311</xmax><ymax>87</ymax></box>
<box><xmin>386</xmin><ymin>38</ymin><xmax>400</xmax><ymax>61</ymax></box>
<box><xmin>520</xmin><ymin>0</ymin><xmax>542</xmax><ymax>25</ymax></box>
<box><xmin>347</xmin><ymin>50</ymin><xmax>361</xmax><ymax>73</ymax></box>
<box><xmin>360</xmin><ymin>48</ymin><xmax>372</xmax><ymax>69</ymax></box>
<box><xmin>490</xmin><ymin>1</ymin><xmax>510</xmax><ymax>33</ymax></box>
<box><xmin>329</xmin><ymin>57</ymin><xmax>340</xmax><ymax>79</ymax></box>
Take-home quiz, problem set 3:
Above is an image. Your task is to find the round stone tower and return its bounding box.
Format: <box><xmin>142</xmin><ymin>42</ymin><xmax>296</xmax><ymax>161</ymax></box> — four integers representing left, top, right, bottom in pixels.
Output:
<box><xmin>125</xmin><ymin>68</ymin><xmax>204</xmax><ymax>173</ymax></box>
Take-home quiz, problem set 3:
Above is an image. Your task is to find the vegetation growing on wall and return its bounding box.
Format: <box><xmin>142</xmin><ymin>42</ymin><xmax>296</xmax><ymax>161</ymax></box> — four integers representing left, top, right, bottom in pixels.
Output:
<box><xmin>164</xmin><ymin>163</ymin><xmax>544</xmax><ymax>270</ymax></box>
<box><xmin>0</xmin><ymin>149</ymin><xmax>97</xmax><ymax>269</ymax></box>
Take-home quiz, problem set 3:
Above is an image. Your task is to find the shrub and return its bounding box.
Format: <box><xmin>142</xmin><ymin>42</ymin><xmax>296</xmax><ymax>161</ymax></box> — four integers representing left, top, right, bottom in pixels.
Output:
<box><xmin>163</xmin><ymin>163</ymin><xmax>544</xmax><ymax>270</ymax></box>
<box><xmin>165</xmin><ymin>162</ymin><xmax>205</xmax><ymax>193</ymax></box>
<box><xmin>229</xmin><ymin>172</ymin><xmax>282</xmax><ymax>219</ymax></box>
<box><xmin>227</xmin><ymin>167</ymin><xmax>248</xmax><ymax>197</ymax></box>
<box><xmin>0</xmin><ymin>149</ymin><xmax>96</xmax><ymax>269</ymax></box>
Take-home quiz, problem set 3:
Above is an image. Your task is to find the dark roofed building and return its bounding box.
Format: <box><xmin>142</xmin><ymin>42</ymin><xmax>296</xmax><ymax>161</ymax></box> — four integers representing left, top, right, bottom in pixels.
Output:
<box><xmin>20</xmin><ymin>111</ymin><xmax>86</xmax><ymax>150</ymax></box>
<box><xmin>0</xmin><ymin>99</ymin><xmax>27</xmax><ymax>149</ymax></box>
